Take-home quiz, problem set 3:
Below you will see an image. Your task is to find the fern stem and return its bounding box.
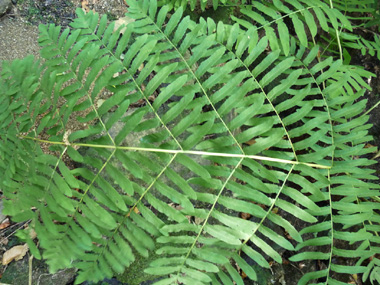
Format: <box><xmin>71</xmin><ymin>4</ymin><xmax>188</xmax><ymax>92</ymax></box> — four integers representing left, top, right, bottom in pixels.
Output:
<box><xmin>362</xmin><ymin>98</ymin><xmax>380</xmax><ymax>116</ymax></box>
<box><xmin>126</xmin><ymin>154</ymin><xmax>177</xmax><ymax>219</ymax></box>
<box><xmin>173</xmin><ymin>157</ymin><xmax>244</xmax><ymax>283</ymax></box>
<box><xmin>217</xmin><ymin>33</ymin><xmax>299</xmax><ymax>161</ymax></box>
<box><xmin>19</xmin><ymin>135</ymin><xmax>331</xmax><ymax>169</ymax></box>
<box><xmin>74</xmin><ymin>148</ymin><xmax>116</xmax><ymax>214</ymax></box>
<box><xmin>295</xmin><ymin>56</ymin><xmax>335</xmax><ymax>167</ymax></box>
<box><xmin>117</xmin><ymin>60</ymin><xmax>184</xmax><ymax>150</ymax></box>
<box><xmin>245</xmin><ymin>6</ymin><xmax>317</xmax><ymax>38</ymax></box>
<box><xmin>28</xmin><ymin>255</ymin><xmax>33</xmax><ymax>285</ymax></box>
<box><xmin>329</xmin><ymin>0</ymin><xmax>343</xmax><ymax>61</ymax></box>
<box><xmin>325</xmin><ymin>169</ymin><xmax>334</xmax><ymax>284</ymax></box>
<box><xmin>95</xmin><ymin>154</ymin><xmax>178</xmax><ymax>269</ymax></box>
<box><xmin>143</xmin><ymin>8</ymin><xmax>244</xmax><ymax>155</ymax></box>
<box><xmin>242</xmin><ymin>164</ymin><xmax>295</xmax><ymax>246</ymax></box>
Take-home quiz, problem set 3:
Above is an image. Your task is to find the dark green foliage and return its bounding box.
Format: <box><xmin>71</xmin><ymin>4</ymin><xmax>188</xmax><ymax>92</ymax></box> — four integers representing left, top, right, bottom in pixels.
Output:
<box><xmin>1</xmin><ymin>0</ymin><xmax>380</xmax><ymax>284</ymax></box>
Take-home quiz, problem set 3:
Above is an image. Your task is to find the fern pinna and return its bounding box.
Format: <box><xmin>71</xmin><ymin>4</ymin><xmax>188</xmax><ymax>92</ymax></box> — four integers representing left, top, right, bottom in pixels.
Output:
<box><xmin>0</xmin><ymin>0</ymin><xmax>379</xmax><ymax>284</ymax></box>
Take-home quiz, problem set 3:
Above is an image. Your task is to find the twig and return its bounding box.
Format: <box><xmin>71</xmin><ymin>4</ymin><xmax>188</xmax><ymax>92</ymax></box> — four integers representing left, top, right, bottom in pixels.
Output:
<box><xmin>28</xmin><ymin>255</ymin><xmax>33</xmax><ymax>285</ymax></box>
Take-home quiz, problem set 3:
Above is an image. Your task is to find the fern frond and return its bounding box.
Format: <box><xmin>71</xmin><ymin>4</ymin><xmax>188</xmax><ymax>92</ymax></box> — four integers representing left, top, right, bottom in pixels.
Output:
<box><xmin>332</xmin><ymin>0</ymin><xmax>377</xmax><ymax>18</ymax></box>
<box><xmin>229</xmin><ymin>0</ymin><xmax>351</xmax><ymax>56</ymax></box>
<box><xmin>1</xmin><ymin>0</ymin><xmax>379</xmax><ymax>284</ymax></box>
<box><xmin>0</xmin><ymin>56</ymin><xmax>48</xmax><ymax>216</ymax></box>
<box><xmin>158</xmin><ymin>0</ymin><xmax>243</xmax><ymax>12</ymax></box>
<box><xmin>320</xmin><ymin>0</ymin><xmax>380</xmax><ymax>62</ymax></box>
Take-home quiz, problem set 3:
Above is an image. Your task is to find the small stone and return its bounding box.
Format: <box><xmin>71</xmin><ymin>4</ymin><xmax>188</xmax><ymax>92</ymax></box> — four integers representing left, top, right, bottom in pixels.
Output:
<box><xmin>0</xmin><ymin>0</ymin><xmax>11</xmax><ymax>17</ymax></box>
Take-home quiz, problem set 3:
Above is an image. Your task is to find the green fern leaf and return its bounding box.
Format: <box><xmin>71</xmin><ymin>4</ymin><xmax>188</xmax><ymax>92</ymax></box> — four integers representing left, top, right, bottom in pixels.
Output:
<box><xmin>1</xmin><ymin>0</ymin><xmax>379</xmax><ymax>284</ymax></box>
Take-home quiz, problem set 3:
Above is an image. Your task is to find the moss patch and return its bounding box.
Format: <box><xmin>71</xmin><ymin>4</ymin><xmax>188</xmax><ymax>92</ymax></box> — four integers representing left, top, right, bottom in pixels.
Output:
<box><xmin>116</xmin><ymin>250</ymin><xmax>160</xmax><ymax>285</ymax></box>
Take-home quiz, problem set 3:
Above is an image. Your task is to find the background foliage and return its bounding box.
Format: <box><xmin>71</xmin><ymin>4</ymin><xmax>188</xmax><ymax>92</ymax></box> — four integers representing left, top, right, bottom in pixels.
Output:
<box><xmin>1</xmin><ymin>0</ymin><xmax>380</xmax><ymax>284</ymax></box>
